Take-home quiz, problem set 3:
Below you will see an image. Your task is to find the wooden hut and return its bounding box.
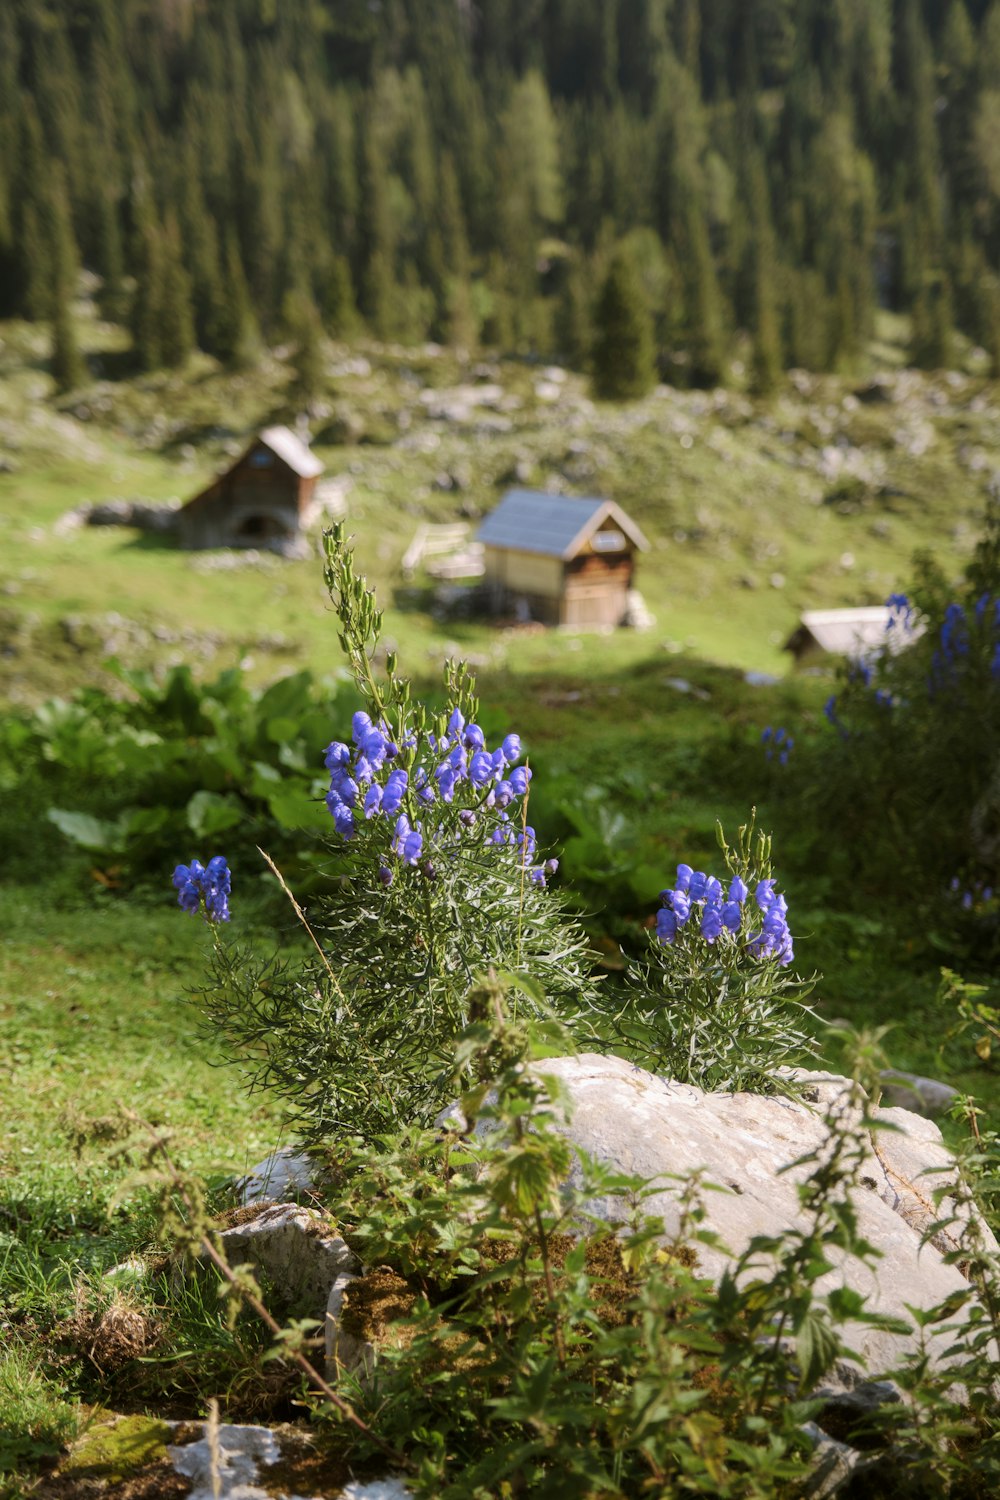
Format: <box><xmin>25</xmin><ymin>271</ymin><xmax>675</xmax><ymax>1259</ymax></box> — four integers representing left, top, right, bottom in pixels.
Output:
<box><xmin>783</xmin><ymin>606</ymin><xmax>922</xmax><ymax>667</ymax></box>
<box><xmin>178</xmin><ymin>427</ymin><xmax>324</xmax><ymax>553</ymax></box>
<box><xmin>476</xmin><ymin>489</ymin><xmax>649</xmax><ymax>627</ymax></box>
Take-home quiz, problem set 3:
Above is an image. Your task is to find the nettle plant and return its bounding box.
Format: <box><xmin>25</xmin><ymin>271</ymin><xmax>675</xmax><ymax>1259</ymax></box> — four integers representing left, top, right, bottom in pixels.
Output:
<box><xmin>601</xmin><ymin>819</ymin><xmax>818</xmax><ymax>1092</ymax></box>
<box><xmin>187</xmin><ymin>526</ymin><xmax>598</xmax><ymax>1143</ymax></box>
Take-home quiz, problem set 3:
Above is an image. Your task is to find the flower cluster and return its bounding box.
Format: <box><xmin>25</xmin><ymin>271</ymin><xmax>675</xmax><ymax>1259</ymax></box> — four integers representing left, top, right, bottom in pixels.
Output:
<box><xmin>324</xmin><ymin>708</ymin><xmax>555</xmax><ymax>884</ymax></box>
<box><xmin>172</xmin><ymin>856</ymin><xmax>231</xmax><ymax>922</ymax></box>
<box><xmin>949</xmin><ymin>875</ymin><xmax>996</xmax><ymax>912</ymax></box>
<box><xmin>761</xmin><ymin>726</ymin><xmax>793</xmax><ymax>765</ymax></box>
<box><xmin>886</xmin><ymin>592</ymin><xmax>917</xmax><ymax>637</ymax></box>
<box><xmin>656</xmin><ymin>863</ymin><xmax>794</xmax><ymax>965</ymax></box>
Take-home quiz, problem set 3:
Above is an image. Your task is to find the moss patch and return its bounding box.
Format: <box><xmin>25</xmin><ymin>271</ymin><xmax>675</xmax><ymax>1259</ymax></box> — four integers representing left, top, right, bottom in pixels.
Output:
<box><xmin>62</xmin><ymin>1415</ymin><xmax>172</xmax><ymax>1482</ymax></box>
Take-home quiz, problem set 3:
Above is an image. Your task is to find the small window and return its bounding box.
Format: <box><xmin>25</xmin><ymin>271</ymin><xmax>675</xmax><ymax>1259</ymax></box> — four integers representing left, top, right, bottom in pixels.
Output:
<box><xmin>249</xmin><ymin>449</ymin><xmax>274</xmax><ymax>468</ymax></box>
<box><xmin>592</xmin><ymin>529</ymin><xmax>626</xmax><ymax>552</ymax></box>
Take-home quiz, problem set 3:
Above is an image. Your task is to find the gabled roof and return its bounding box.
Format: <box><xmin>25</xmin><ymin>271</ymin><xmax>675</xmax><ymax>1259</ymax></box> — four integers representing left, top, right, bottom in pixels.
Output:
<box><xmin>476</xmin><ymin>489</ymin><xmax>648</xmax><ymax>560</ymax></box>
<box><xmin>785</xmin><ymin>606</ymin><xmax>922</xmax><ymax>658</ymax></box>
<box><xmin>257</xmin><ymin>425</ymin><xmax>324</xmax><ymax>479</ymax></box>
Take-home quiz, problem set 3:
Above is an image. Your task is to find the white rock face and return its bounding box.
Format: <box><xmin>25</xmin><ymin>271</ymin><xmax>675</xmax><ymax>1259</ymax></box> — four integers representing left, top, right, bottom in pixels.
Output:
<box><xmin>167</xmin><ymin>1421</ymin><xmax>413</xmax><ymax>1499</ymax></box>
<box><xmin>455</xmin><ymin>1054</ymin><xmax>995</xmax><ymax>1384</ymax></box>
<box><xmin>168</xmin><ymin>1423</ymin><xmax>281</xmax><ymax>1499</ymax></box>
<box><xmin>326</xmin><ymin>1269</ymin><xmax>377</xmax><ymax>1380</ymax></box>
<box><xmin>218</xmin><ymin>1203</ymin><xmax>359</xmax><ymax>1320</ymax></box>
<box><xmin>238</xmin><ymin>1146</ymin><xmax>319</xmax><ymax>1205</ymax></box>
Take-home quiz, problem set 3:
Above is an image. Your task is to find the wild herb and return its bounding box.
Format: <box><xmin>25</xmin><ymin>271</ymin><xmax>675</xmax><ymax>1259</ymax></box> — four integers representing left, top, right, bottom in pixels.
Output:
<box><xmin>189</xmin><ymin>526</ymin><xmax>598</xmax><ymax>1144</ymax></box>
<box><xmin>596</xmin><ymin>816</ymin><xmax>819</xmax><ymax>1092</ymax></box>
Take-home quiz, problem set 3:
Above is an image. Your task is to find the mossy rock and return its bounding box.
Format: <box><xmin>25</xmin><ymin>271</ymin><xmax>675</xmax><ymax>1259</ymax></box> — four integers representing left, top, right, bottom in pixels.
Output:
<box><xmin>63</xmin><ymin>1414</ymin><xmax>171</xmax><ymax>1481</ymax></box>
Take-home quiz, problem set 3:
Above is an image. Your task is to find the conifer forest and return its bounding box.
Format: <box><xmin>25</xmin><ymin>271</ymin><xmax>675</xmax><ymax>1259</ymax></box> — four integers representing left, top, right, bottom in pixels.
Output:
<box><xmin>6</xmin><ymin>0</ymin><xmax>1000</xmax><ymax>387</ymax></box>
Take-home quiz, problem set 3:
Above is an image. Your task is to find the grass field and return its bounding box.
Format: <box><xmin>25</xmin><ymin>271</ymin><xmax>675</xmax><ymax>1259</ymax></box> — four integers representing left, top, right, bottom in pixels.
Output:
<box><xmin>3</xmin><ymin>305</ymin><xmax>1000</xmax><ymax>1490</ymax></box>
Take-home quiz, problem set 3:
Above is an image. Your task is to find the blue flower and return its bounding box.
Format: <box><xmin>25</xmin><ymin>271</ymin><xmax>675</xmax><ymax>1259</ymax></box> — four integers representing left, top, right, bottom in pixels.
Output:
<box><xmin>657</xmin><ymin>908</ymin><xmax>678</xmax><ymax>944</ymax></box>
<box><xmin>172</xmin><ymin>856</ymin><xmax>231</xmax><ymax>922</ymax></box>
<box><xmin>381</xmin><ymin>770</ymin><xmax>408</xmax><ymax>815</ymax></box>
<box><xmin>728</xmin><ymin>876</ymin><xmax>748</xmax><ymax>904</ymax></box>
<box><xmin>501</xmin><ymin>734</ymin><xmax>521</xmax><ymax>764</ymax></box>
<box><xmin>675</xmin><ymin>864</ymin><xmax>693</xmax><ymax>892</ymax></box>
<box><xmin>469</xmin><ymin>749</ymin><xmax>495</xmax><ymax>786</ymax></box>
<box><xmin>701</xmin><ymin>906</ymin><xmax>723</xmax><ymax>942</ymax></box>
<box><xmin>509</xmin><ymin>766</ymin><xmax>532</xmax><ymax>796</ymax></box>
<box><xmin>669</xmin><ymin>890</ymin><xmax>691</xmax><ymax>924</ymax></box>
<box><xmin>352</xmin><ymin>710</ymin><xmax>374</xmax><ymax>744</ymax></box>
<box><xmin>324</xmin><ymin>741</ymin><xmax>351</xmax><ymax>771</ymax></box>
<box><xmin>688</xmin><ymin>871</ymin><xmax>708</xmax><ymax>902</ymax></box>
<box><xmin>721</xmin><ymin>901</ymin><xmax>742</xmax><ymax>932</ymax></box>
<box><xmin>464</xmin><ymin>723</ymin><xmax>486</xmax><ymax>751</ymax></box>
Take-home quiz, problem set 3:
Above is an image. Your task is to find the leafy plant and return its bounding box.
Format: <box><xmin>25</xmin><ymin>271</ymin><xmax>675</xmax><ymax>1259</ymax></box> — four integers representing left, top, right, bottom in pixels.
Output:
<box><xmin>592</xmin><ymin>817</ymin><xmax>818</xmax><ymax>1092</ymax></box>
<box><xmin>190</xmin><ymin>526</ymin><xmax>599</xmax><ymax>1142</ymax></box>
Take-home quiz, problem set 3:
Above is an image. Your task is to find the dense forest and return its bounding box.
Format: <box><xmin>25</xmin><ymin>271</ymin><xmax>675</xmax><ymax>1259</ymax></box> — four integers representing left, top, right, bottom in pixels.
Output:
<box><xmin>4</xmin><ymin>0</ymin><xmax>1000</xmax><ymax>391</ymax></box>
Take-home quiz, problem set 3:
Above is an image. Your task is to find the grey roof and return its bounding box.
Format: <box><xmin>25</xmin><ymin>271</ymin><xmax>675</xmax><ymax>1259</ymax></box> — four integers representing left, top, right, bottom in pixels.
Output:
<box><xmin>786</xmin><ymin>607</ymin><xmax>924</xmax><ymax>659</ymax></box>
<box><xmin>476</xmin><ymin>490</ymin><xmax>648</xmax><ymax>559</ymax></box>
<box><xmin>259</xmin><ymin>425</ymin><xmax>324</xmax><ymax>479</ymax></box>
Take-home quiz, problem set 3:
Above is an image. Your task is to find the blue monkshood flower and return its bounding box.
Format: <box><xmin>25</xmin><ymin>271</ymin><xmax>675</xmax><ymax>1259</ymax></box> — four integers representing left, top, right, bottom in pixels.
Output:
<box><xmin>469</xmin><ymin>749</ymin><xmax>495</xmax><ymax>786</ymax></box>
<box><xmin>325</xmin><ymin>740</ymin><xmax>351</xmax><ymax>771</ymax></box>
<box><xmin>501</xmin><ymin>734</ymin><xmax>521</xmax><ymax>763</ymax></box>
<box><xmin>675</xmin><ymin>863</ymin><xmax>693</xmax><ymax>892</ymax></box>
<box><xmin>458</xmin><ymin>809</ymin><xmax>476</xmax><ymax>828</ymax></box>
<box><xmin>447</xmin><ymin>707</ymin><xmax>465</xmax><ymax>739</ymax></box>
<box><xmin>381</xmin><ymin>770</ymin><xmax>408</xmax><ymax>815</ymax></box>
<box><xmin>701</xmin><ymin>906</ymin><xmax>724</xmax><ymax>942</ymax></box>
<box><xmin>729</xmin><ymin>875</ymin><xmax>748</xmax><ymax>904</ymax></box>
<box><xmin>703</xmin><ymin>875</ymin><xmax>723</xmax><ymax>904</ymax></box>
<box><xmin>824</xmin><ymin>695</ymin><xmax>838</xmax><ymax>724</ymax></box>
<box><xmin>657</xmin><ymin>908</ymin><xmax>678</xmax><ymax>944</ymax></box>
<box><xmin>494</xmin><ymin>779</ymin><xmax>514</xmax><ymax>808</ymax></box>
<box><xmin>984</xmin><ymin>887</ymin><xmax>994</xmax><ymax>902</ymax></box>
<box><xmin>761</xmin><ymin>726</ymin><xmax>773</xmax><ymax>743</ymax></box>
<box><xmin>172</xmin><ymin>856</ymin><xmax>231</xmax><ymax>922</ymax></box>
<box><xmin>962</xmin><ymin>891</ymin><xmax>973</xmax><ymax>910</ymax></box>
<box><xmin>364</xmin><ymin>784</ymin><xmax>383</xmax><ymax>818</ymax></box>
<box><xmin>464</xmin><ymin>723</ymin><xmax>486</xmax><ymax>751</ymax></box>
<box><xmin>721</xmin><ymin>901</ymin><xmax>742</xmax><ymax>932</ymax></box>
<box><xmin>755</xmin><ymin>878</ymin><xmax>778</xmax><ymax>909</ymax></box>
<box><xmin>688</xmin><ymin>871</ymin><xmax>708</xmax><ymax>902</ymax></box>
<box><xmin>509</xmin><ymin>766</ymin><xmax>531</xmax><ymax>796</ymax></box>
<box><xmin>670</xmin><ymin>890</ymin><xmax>691</xmax><ymax>924</ymax></box>
<box><xmin>975</xmin><ymin>592</ymin><xmax>992</xmax><ymax>625</ymax></box>
<box><xmin>352</xmin><ymin>710</ymin><xmax>374</xmax><ymax>744</ymax></box>
<box><xmin>378</xmin><ymin>865</ymin><xmax>393</xmax><ymax>887</ymax></box>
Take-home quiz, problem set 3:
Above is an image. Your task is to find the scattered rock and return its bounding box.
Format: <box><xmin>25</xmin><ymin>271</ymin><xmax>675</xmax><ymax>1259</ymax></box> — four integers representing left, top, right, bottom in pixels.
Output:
<box><xmin>239</xmin><ymin>1146</ymin><xmax>320</xmax><ymax>1205</ymax></box>
<box><xmin>216</xmin><ymin>1203</ymin><xmax>359</xmax><ymax>1320</ymax></box>
<box><xmin>878</xmin><ymin>1070</ymin><xmax>960</xmax><ymax>1119</ymax></box>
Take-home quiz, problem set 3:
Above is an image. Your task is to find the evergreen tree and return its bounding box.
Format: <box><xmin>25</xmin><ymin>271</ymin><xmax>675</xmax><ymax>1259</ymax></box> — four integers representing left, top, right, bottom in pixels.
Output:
<box><xmin>48</xmin><ymin>171</ymin><xmax>85</xmax><ymax>395</ymax></box>
<box><xmin>285</xmin><ymin>290</ymin><xmax>325</xmax><ymax>407</ymax></box>
<box><xmin>211</xmin><ymin>231</ymin><xmax>258</xmax><ymax>368</ymax></box>
<box><xmin>158</xmin><ymin>217</ymin><xmax>195</xmax><ymax>368</ymax></box>
<box><xmin>681</xmin><ymin>201</ymin><xmax>726</xmax><ymax>387</ymax></box>
<box><xmin>323</xmin><ymin>254</ymin><xmax>358</xmax><ymax>339</ymax></box>
<box><xmin>591</xmin><ymin>247</ymin><xmax>656</xmax><ymax>400</ymax></box>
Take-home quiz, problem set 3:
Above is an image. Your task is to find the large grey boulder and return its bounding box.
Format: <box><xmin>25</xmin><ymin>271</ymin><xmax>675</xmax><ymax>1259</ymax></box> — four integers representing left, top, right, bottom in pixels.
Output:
<box><xmin>445</xmin><ymin>1053</ymin><xmax>996</xmax><ymax>1386</ymax></box>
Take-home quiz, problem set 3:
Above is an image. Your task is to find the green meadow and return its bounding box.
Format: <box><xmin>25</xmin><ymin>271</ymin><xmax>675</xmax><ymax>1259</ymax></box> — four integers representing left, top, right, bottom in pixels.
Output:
<box><xmin>2</xmin><ymin>309</ymin><xmax>1000</xmax><ymax>1489</ymax></box>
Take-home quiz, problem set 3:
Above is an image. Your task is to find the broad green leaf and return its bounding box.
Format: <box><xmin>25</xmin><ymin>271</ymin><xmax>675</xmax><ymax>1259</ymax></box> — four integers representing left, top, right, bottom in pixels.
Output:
<box><xmin>186</xmin><ymin>790</ymin><xmax>243</xmax><ymax>839</ymax></box>
<box><xmin>46</xmin><ymin>807</ymin><xmax>127</xmax><ymax>852</ymax></box>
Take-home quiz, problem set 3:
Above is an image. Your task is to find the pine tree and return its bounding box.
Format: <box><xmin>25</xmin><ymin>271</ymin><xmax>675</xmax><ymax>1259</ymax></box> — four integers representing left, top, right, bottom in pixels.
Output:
<box><xmin>48</xmin><ymin>171</ymin><xmax>85</xmax><ymax>394</ymax></box>
<box><xmin>286</xmin><ymin>290</ymin><xmax>325</xmax><ymax>407</ymax></box>
<box><xmin>158</xmin><ymin>216</ymin><xmax>195</xmax><ymax>368</ymax></box>
<box><xmin>591</xmin><ymin>247</ymin><xmax>656</xmax><ymax>400</ymax></box>
<box><xmin>322</xmin><ymin>254</ymin><xmax>357</xmax><ymax>338</ymax></box>
<box><xmin>682</xmin><ymin>201</ymin><xmax>726</xmax><ymax>387</ymax></box>
<box><xmin>211</xmin><ymin>231</ymin><xmax>258</xmax><ymax>368</ymax></box>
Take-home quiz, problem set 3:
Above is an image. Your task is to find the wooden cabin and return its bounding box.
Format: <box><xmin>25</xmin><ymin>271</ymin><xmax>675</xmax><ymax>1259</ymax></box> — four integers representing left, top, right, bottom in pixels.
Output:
<box><xmin>476</xmin><ymin>489</ymin><xmax>649</xmax><ymax>628</ymax></box>
<box><xmin>178</xmin><ymin>427</ymin><xmax>325</xmax><ymax>553</ymax></box>
<box><xmin>784</xmin><ymin>606</ymin><xmax>922</xmax><ymax>668</ymax></box>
